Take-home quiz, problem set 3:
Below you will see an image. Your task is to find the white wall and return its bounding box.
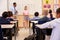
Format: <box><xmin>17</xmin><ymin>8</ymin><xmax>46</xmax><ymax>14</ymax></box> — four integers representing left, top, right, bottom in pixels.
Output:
<box><xmin>0</xmin><ymin>0</ymin><xmax>42</xmax><ymax>16</ymax></box>
<box><xmin>9</xmin><ymin>0</ymin><xmax>42</xmax><ymax>15</ymax></box>
<box><xmin>0</xmin><ymin>0</ymin><xmax>7</xmax><ymax>16</ymax></box>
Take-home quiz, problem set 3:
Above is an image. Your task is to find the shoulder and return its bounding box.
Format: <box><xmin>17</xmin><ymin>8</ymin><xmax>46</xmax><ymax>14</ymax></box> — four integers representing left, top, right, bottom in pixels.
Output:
<box><xmin>7</xmin><ymin>18</ymin><xmax>14</xmax><ymax>21</ymax></box>
<box><xmin>0</xmin><ymin>17</ymin><xmax>4</xmax><ymax>20</ymax></box>
<box><xmin>48</xmin><ymin>19</ymin><xmax>57</xmax><ymax>25</ymax></box>
<box><xmin>0</xmin><ymin>17</ymin><xmax>2</xmax><ymax>19</ymax></box>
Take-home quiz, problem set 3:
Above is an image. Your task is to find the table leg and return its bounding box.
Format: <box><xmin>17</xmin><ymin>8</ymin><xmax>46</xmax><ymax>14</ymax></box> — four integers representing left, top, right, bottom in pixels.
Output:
<box><xmin>14</xmin><ymin>25</ymin><xmax>16</xmax><ymax>40</ymax></box>
<box><xmin>8</xmin><ymin>29</ymin><xmax>12</xmax><ymax>40</ymax></box>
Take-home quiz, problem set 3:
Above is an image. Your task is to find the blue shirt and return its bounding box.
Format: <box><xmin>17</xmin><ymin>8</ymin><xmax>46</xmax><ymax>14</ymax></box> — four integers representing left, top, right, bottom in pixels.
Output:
<box><xmin>0</xmin><ymin>17</ymin><xmax>10</xmax><ymax>24</ymax></box>
<box><xmin>31</xmin><ymin>16</ymin><xmax>40</xmax><ymax>21</ymax></box>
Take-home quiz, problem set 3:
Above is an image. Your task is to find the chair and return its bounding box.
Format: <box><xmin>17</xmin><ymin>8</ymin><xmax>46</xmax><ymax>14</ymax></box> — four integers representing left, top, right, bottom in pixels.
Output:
<box><xmin>0</xmin><ymin>26</ymin><xmax>4</xmax><ymax>40</ymax></box>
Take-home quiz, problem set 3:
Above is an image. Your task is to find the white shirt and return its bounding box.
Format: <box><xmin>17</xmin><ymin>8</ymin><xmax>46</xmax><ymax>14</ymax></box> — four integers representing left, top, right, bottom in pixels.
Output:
<box><xmin>10</xmin><ymin>6</ymin><xmax>17</xmax><ymax>15</ymax></box>
<box><xmin>36</xmin><ymin>18</ymin><xmax>60</xmax><ymax>40</ymax></box>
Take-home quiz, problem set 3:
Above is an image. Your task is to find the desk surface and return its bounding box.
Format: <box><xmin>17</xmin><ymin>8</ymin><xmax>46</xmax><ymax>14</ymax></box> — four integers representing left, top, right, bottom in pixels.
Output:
<box><xmin>36</xmin><ymin>24</ymin><xmax>52</xmax><ymax>29</ymax></box>
<box><xmin>10</xmin><ymin>21</ymin><xmax>17</xmax><ymax>23</ymax></box>
<box><xmin>31</xmin><ymin>21</ymin><xmax>38</xmax><ymax>23</ymax></box>
<box><xmin>1</xmin><ymin>24</ymin><xmax>14</xmax><ymax>28</ymax></box>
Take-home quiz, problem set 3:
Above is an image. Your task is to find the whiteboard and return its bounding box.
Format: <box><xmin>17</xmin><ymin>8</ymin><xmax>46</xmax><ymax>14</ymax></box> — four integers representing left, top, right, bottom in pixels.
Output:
<box><xmin>0</xmin><ymin>0</ymin><xmax>7</xmax><ymax>16</ymax></box>
<box><xmin>9</xmin><ymin>0</ymin><xmax>42</xmax><ymax>15</ymax></box>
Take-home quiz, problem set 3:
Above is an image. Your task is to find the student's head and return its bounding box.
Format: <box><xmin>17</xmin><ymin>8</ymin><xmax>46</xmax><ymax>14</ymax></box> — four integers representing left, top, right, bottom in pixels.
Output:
<box><xmin>56</xmin><ymin>8</ymin><xmax>60</xmax><ymax>18</ymax></box>
<box><xmin>2</xmin><ymin>11</ymin><xmax>8</xmax><ymax>18</ymax></box>
<box><xmin>34</xmin><ymin>12</ymin><xmax>39</xmax><ymax>17</ymax></box>
<box><xmin>24</xmin><ymin>6</ymin><xmax>28</xmax><ymax>10</ymax></box>
<box><xmin>49</xmin><ymin>9</ymin><xmax>52</xmax><ymax>14</ymax></box>
<box><xmin>42</xmin><ymin>10</ymin><xmax>48</xmax><ymax>16</ymax></box>
<box><xmin>8</xmin><ymin>11</ymin><xmax>13</xmax><ymax>17</ymax></box>
<box><xmin>13</xmin><ymin>2</ymin><xmax>17</xmax><ymax>7</ymax></box>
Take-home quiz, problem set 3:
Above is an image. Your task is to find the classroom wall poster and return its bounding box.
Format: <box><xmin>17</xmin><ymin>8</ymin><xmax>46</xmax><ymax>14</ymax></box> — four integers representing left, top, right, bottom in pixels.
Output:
<box><xmin>43</xmin><ymin>0</ymin><xmax>51</xmax><ymax>9</ymax></box>
<box><xmin>53</xmin><ymin>0</ymin><xmax>60</xmax><ymax>12</ymax></box>
<box><xmin>53</xmin><ymin>4</ymin><xmax>60</xmax><ymax>12</ymax></box>
<box><xmin>54</xmin><ymin>0</ymin><xmax>59</xmax><ymax>4</ymax></box>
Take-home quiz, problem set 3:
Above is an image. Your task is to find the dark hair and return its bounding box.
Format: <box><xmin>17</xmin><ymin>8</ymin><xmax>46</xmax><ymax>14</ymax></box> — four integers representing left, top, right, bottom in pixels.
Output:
<box><xmin>13</xmin><ymin>2</ymin><xmax>16</xmax><ymax>5</ymax></box>
<box><xmin>49</xmin><ymin>9</ymin><xmax>52</xmax><ymax>13</ymax></box>
<box><xmin>2</xmin><ymin>11</ymin><xmax>8</xmax><ymax>18</ymax></box>
<box><xmin>8</xmin><ymin>11</ymin><xmax>13</xmax><ymax>17</ymax></box>
<box><xmin>56</xmin><ymin>8</ymin><xmax>60</xmax><ymax>14</ymax></box>
<box><xmin>34</xmin><ymin>12</ymin><xmax>39</xmax><ymax>16</ymax></box>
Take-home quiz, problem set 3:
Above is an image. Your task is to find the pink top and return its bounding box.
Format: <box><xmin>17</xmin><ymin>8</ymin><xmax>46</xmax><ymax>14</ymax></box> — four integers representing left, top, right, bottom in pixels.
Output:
<box><xmin>23</xmin><ymin>10</ymin><xmax>29</xmax><ymax>15</ymax></box>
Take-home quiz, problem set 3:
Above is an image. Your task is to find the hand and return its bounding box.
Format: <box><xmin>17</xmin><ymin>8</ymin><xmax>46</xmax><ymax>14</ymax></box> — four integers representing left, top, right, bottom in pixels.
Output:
<box><xmin>15</xmin><ymin>11</ymin><xmax>18</xmax><ymax>15</ymax></box>
<box><xmin>16</xmin><ymin>11</ymin><xmax>18</xmax><ymax>13</ymax></box>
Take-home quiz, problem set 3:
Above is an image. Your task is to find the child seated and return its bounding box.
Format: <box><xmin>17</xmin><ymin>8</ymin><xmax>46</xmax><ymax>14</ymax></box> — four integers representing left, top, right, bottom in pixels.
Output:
<box><xmin>31</xmin><ymin>12</ymin><xmax>40</xmax><ymax>21</ymax></box>
<box><xmin>7</xmin><ymin>11</ymin><xmax>14</xmax><ymax>21</ymax></box>
<box><xmin>0</xmin><ymin>11</ymin><xmax>10</xmax><ymax>40</ymax></box>
<box><xmin>38</xmin><ymin>10</ymin><xmax>51</xmax><ymax>24</ymax></box>
<box><xmin>0</xmin><ymin>11</ymin><xmax>10</xmax><ymax>24</ymax></box>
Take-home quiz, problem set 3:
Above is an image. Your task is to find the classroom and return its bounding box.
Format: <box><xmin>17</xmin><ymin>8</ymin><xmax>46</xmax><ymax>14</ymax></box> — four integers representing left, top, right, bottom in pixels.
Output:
<box><xmin>0</xmin><ymin>0</ymin><xmax>60</xmax><ymax>40</ymax></box>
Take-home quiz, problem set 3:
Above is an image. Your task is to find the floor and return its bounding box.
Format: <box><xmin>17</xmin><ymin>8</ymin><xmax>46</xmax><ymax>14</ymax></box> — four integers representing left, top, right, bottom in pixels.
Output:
<box><xmin>12</xmin><ymin>28</ymin><xmax>50</xmax><ymax>40</ymax></box>
<box><xmin>12</xmin><ymin>28</ymin><xmax>32</xmax><ymax>40</ymax></box>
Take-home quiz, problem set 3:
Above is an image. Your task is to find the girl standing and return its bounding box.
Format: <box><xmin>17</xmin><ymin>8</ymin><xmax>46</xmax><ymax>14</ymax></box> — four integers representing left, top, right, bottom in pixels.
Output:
<box><xmin>23</xmin><ymin>6</ymin><xmax>29</xmax><ymax>28</ymax></box>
